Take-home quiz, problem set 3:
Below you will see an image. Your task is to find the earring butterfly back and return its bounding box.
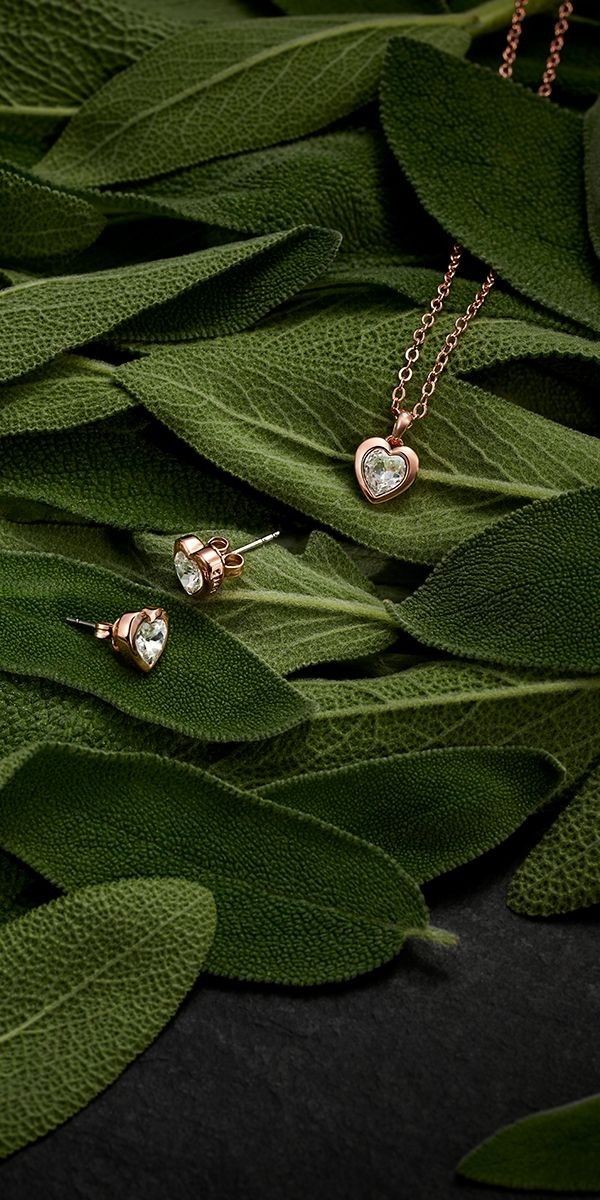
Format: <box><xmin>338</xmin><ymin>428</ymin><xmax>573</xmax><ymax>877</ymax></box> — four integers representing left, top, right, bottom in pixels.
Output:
<box><xmin>173</xmin><ymin>530</ymin><xmax>280</xmax><ymax>597</ymax></box>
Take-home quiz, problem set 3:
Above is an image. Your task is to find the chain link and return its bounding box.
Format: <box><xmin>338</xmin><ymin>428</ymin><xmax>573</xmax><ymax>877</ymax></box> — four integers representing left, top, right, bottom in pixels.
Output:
<box><xmin>392</xmin><ymin>0</ymin><xmax>574</xmax><ymax>426</ymax></box>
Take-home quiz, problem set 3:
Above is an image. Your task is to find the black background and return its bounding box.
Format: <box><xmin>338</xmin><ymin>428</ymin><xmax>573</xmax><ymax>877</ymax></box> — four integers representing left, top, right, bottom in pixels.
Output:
<box><xmin>1</xmin><ymin>818</ymin><xmax>598</xmax><ymax>1200</ymax></box>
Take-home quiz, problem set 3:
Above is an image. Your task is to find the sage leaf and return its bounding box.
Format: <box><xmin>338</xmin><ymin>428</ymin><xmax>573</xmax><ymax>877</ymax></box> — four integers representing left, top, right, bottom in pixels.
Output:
<box><xmin>277</xmin><ymin>0</ymin><xmax>445</xmax><ymax>11</ymax></box>
<box><xmin>0</xmin><ymin>227</ymin><xmax>339</xmax><ymax>383</ymax></box>
<box><xmin>399</xmin><ymin>487</ymin><xmax>600</xmax><ymax>673</ymax></box>
<box><xmin>261</xmin><ymin>747</ymin><xmax>563</xmax><ymax>882</ymax></box>
<box><xmin>458</xmin><ymin>1094</ymin><xmax>600</xmax><ymax>1192</ymax></box>
<box><xmin>0</xmin><ymin>744</ymin><xmax>448</xmax><ymax>985</ymax></box>
<box><xmin>136</xmin><ymin>529</ymin><xmax>398</xmax><ymax>673</ymax></box>
<box><xmin>37</xmin><ymin>19</ymin><xmax>470</xmax><ymax>187</ymax></box>
<box><xmin>509</xmin><ymin>763</ymin><xmax>600</xmax><ymax>916</ymax></box>
<box><xmin>0</xmin><ymin>0</ymin><xmax>176</xmax><ymax>122</ymax></box>
<box><xmin>0</xmin><ymin>167</ymin><xmax>104</xmax><ymax>262</ymax></box>
<box><xmin>381</xmin><ymin>37</ymin><xmax>600</xmax><ymax>331</ymax></box>
<box><xmin>0</xmin><ymin>415</ymin><xmax>276</xmax><ymax>532</ymax></box>
<box><xmin>0</xmin><ymin>549</ymin><xmax>310</xmax><ymax>742</ymax></box>
<box><xmin>106</xmin><ymin>131</ymin><xmax>403</xmax><ymax>254</ymax></box>
<box><xmin>213</xmin><ymin>661</ymin><xmax>600</xmax><ymax>791</ymax></box>
<box><xmin>584</xmin><ymin>95</ymin><xmax>600</xmax><ymax>259</ymax></box>
<box><xmin>0</xmin><ymin>357</ymin><xmax>130</xmax><ymax>438</ymax></box>
<box><xmin>117</xmin><ymin>302</ymin><xmax>600</xmax><ymax>563</ymax></box>
<box><xmin>0</xmin><ymin>877</ymin><xmax>216</xmax><ymax>1160</ymax></box>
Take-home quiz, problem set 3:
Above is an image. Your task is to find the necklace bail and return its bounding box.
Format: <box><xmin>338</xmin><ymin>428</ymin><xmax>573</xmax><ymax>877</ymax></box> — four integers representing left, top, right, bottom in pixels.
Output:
<box><xmin>390</xmin><ymin>410</ymin><xmax>414</xmax><ymax>442</ymax></box>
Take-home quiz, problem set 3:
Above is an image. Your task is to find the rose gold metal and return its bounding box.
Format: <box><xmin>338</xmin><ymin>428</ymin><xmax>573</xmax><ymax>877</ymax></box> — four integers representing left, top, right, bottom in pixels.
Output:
<box><xmin>65</xmin><ymin>607</ymin><xmax>169</xmax><ymax>673</ymax></box>
<box><xmin>355</xmin><ymin>437</ymin><xmax>420</xmax><ymax>504</ymax></box>
<box><xmin>173</xmin><ymin>530</ymin><xmax>280</xmax><ymax>597</ymax></box>
<box><xmin>357</xmin><ymin>0</ymin><xmax>574</xmax><ymax>504</ymax></box>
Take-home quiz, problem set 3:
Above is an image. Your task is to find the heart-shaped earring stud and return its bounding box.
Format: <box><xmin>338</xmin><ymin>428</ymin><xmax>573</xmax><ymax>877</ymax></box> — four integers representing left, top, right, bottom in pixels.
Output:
<box><xmin>355</xmin><ymin>413</ymin><xmax>419</xmax><ymax>505</ymax></box>
<box><xmin>173</xmin><ymin>530</ymin><xmax>280</xmax><ymax>597</ymax></box>
<box><xmin>66</xmin><ymin>607</ymin><xmax>169</xmax><ymax>673</ymax></box>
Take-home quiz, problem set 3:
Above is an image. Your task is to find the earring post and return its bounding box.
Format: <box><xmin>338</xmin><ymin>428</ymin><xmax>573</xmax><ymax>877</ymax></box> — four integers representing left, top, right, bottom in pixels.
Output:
<box><xmin>65</xmin><ymin>617</ymin><xmax>113</xmax><ymax>640</ymax></box>
<box><xmin>234</xmin><ymin>530</ymin><xmax>281</xmax><ymax>556</ymax></box>
<box><xmin>65</xmin><ymin>617</ymin><xmax>97</xmax><ymax>633</ymax></box>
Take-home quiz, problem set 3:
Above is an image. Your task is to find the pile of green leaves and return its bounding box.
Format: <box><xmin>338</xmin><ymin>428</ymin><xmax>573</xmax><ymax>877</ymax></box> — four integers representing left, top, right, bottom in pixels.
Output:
<box><xmin>0</xmin><ymin>0</ymin><xmax>599</xmax><ymax>1185</ymax></box>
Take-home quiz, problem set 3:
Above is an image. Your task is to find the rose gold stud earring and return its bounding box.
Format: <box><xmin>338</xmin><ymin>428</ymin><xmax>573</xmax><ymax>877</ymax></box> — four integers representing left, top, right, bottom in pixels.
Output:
<box><xmin>65</xmin><ymin>607</ymin><xmax>169</xmax><ymax>673</ymax></box>
<box><xmin>173</xmin><ymin>530</ymin><xmax>280</xmax><ymax>597</ymax></box>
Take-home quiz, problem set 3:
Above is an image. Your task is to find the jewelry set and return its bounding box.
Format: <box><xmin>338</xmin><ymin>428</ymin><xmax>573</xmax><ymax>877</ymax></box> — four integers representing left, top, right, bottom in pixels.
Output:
<box><xmin>68</xmin><ymin>0</ymin><xmax>574</xmax><ymax>674</ymax></box>
<box><xmin>66</xmin><ymin>531</ymin><xmax>280</xmax><ymax>673</ymax></box>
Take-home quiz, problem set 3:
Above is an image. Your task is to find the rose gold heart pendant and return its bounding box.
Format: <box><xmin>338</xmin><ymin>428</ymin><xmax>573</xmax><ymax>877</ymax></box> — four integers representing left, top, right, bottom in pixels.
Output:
<box><xmin>355</xmin><ymin>415</ymin><xmax>419</xmax><ymax>505</ymax></box>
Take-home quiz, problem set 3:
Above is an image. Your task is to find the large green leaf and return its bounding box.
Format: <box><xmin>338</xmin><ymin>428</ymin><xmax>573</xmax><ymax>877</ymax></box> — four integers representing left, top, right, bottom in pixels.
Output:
<box><xmin>0</xmin><ymin>415</ymin><xmax>277</xmax><ymax>531</ymax></box>
<box><xmin>261</xmin><ymin>747</ymin><xmax>563</xmax><ymax>882</ymax></box>
<box><xmin>276</xmin><ymin>0</ymin><xmax>445</xmax><ymax>12</ymax></box>
<box><xmin>212</xmin><ymin>661</ymin><xmax>600</xmax><ymax>790</ymax></box>
<box><xmin>399</xmin><ymin>488</ymin><xmax>600</xmax><ymax>673</ymax></box>
<box><xmin>0</xmin><ymin>167</ymin><xmax>104</xmax><ymax>262</ymax></box>
<box><xmin>105</xmin><ymin>131</ymin><xmax>405</xmax><ymax>254</ymax></box>
<box><xmin>381</xmin><ymin>37</ymin><xmax>600</xmax><ymax>331</ymax></box>
<box><xmin>0</xmin><ymin>876</ymin><xmax>216</xmax><ymax>1160</ymax></box>
<box><xmin>509</xmin><ymin>763</ymin><xmax>600</xmax><ymax>916</ymax></box>
<box><xmin>0</xmin><ymin>356</ymin><xmax>130</xmax><ymax>438</ymax></box>
<box><xmin>0</xmin><ymin>227</ymin><xmax>339</xmax><ymax>383</ymax></box>
<box><xmin>37</xmin><ymin>19</ymin><xmax>471</xmax><ymax>187</ymax></box>
<box><xmin>0</xmin><ymin>0</ymin><xmax>176</xmax><ymax>119</ymax></box>
<box><xmin>0</xmin><ymin>744</ymin><xmax>448</xmax><ymax>984</ymax></box>
<box><xmin>584</xmin><ymin>95</ymin><xmax>600</xmax><ymax>259</ymax></box>
<box><xmin>458</xmin><ymin>1094</ymin><xmax>600</xmax><ymax>1192</ymax></box>
<box><xmin>117</xmin><ymin>301</ymin><xmax>600</xmax><ymax>563</ymax></box>
<box><xmin>0</xmin><ymin>549</ymin><xmax>310</xmax><ymax>741</ymax></box>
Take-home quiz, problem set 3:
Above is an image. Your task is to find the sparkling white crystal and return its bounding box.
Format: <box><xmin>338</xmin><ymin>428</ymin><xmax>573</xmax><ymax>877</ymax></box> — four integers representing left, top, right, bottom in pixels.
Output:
<box><xmin>134</xmin><ymin>618</ymin><xmax>168</xmax><ymax>667</ymax></box>
<box><xmin>363</xmin><ymin>447</ymin><xmax>408</xmax><ymax>497</ymax></box>
<box><xmin>174</xmin><ymin>550</ymin><xmax>204</xmax><ymax>595</ymax></box>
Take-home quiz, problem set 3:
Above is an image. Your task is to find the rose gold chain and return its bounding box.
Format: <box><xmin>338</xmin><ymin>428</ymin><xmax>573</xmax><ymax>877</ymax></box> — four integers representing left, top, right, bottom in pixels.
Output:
<box><xmin>391</xmin><ymin>0</ymin><xmax>574</xmax><ymax>428</ymax></box>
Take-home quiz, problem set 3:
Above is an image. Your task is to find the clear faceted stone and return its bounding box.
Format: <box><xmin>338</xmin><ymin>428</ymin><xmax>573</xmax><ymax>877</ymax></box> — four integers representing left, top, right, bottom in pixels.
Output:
<box><xmin>134</xmin><ymin>618</ymin><xmax>168</xmax><ymax>667</ymax></box>
<box><xmin>363</xmin><ymin>447</ymin><xmax>408</xmax><ymax>497</ymax></box>
<box><xmin>174</xmin><ymin>550</ymin><xmax>204</xmax><ymax>595</ymax></box>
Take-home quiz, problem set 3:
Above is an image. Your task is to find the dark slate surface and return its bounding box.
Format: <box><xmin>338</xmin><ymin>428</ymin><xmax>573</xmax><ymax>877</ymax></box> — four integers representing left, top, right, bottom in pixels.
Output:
<box><xmin>1</xmin><ymin>823</ymin><xmax>598</xmax><ymax>1200</ymax></box>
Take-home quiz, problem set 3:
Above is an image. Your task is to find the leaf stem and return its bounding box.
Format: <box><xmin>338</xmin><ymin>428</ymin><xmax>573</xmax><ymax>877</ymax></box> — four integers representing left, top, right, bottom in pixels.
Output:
<box><xmin>214</xmin><ymin>588</ymin><xmax>398</xmax><ymax>626</ymax></box>
<box><xmin>0</xmin><ymin>104</ymin><xmax>78</xmax><ymax>119</ymax></box>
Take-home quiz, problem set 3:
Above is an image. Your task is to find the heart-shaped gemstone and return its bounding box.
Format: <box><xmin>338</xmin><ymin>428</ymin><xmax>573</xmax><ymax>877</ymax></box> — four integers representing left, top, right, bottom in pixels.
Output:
<box><xmin>134</xmin><ymin>618</ymin><xmax>168</xmax><ymax>667</ymax></box>
<box><xmin>362</xmin><ymin>446</ymin><xmax>408</xmax><ymax>497</ymax></box>
<box><xmin>174</xmin><ymin>549</ymin><xmax>204</xmax><ymax>595</ymax></box>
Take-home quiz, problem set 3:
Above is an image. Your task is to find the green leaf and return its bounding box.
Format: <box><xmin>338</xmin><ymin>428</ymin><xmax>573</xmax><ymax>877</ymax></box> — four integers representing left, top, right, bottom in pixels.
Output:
<box><xmin>136</xmin><ymin>529</ymin><xmax>398</xmax><ymax>673</ymax></box>
<box><xmin>0</xmin><ymin>744</ymin><xmax>446</xmax><ymax>984</ymax></box>
<box><xmin>584</xmin><ymin>95</ymin><xmax>600</xmax><ymax>259</ymax></box>
<box><xmin>0</xmin><ymin>227</ymin><xmax>339</xmax><ymax>383</ymax></box>
<box><xmin>0</xmin><ymin>0</ymin><xmax>177</xmax><ymax>120</ymax></box>
<box><xmin>0</xmin><ymin>549</ymin><xmax>310</xmax><ymax>742</ymax></box>
<box><xmin>212</xmin><ymin>661</ymin><xmax>600</xmax><ymax>791</ymax></box>
<box><xmin>37</xmin><ymin>18</ymin><xmax>471</xmax><ymax>187</ymax></box>
<box><xmin>117</xmin><ymin>301</ymin><xmax>600</xmax><ymax>563</ymax></box>
<box><xmin>105</xmin><ymin>131</ymin><xmax>404</xmax><ymax>254</ymax></box>
<box><xmin>457</xmin><ymin>1094</ymin><xmax>600</xmax><ymax>1192</ymax></box>
<box><xmin>0</xmin><ymin>415</ymin><xmax>276</xmax><ymax>532</ymax></box>
<box><xmin>261</xmin><ymin>747</ymin><xmax>563</xmax><ymax>882</ymax></box>
<box><xmin>381</xmin><ymin>37</ymin><xmax>600</xmax><ymax>331</ymax></box>
<box><xmin>0</xmin><ymin>357</ymin><xmax>130</xmax><ymax>438</ymax></box>
<box><xmin>399</xmin><ymin>488</ymin><xmax>600</xmax><ymax>673</ymax></box>
<box><xmin>0</xmin><ymin>876</ymin><xmax>216</xmax><ymax>1160</ymax></box>
<box><xmin>0</xmin><ymin>167</ymin><xmax>104</xmax><ymax>262</ymax></box>
<box><xmin>277</xmin><ymin>0</ymin><xmax>445</xmax><ymax>11</ymax></box>
<box><xmin>509</xmin><ymin>762</ymin><xmax>600</xmax><ymax>916</ymax></box>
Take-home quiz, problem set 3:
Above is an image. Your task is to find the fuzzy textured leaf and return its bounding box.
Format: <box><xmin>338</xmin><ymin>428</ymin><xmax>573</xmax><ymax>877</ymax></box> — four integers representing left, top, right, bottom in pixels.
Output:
<box><xmin>509</xmin><ymin>762</ymin><xmax>600</xmax><ymax>916</ymax></box>
<box><xmin>261</xmin><ymin>747</ymin><xmax>563</xmax><ymax>882</ymax></box>
<box><xmin>107</xmin><ymin>131</ymin><xmax>403</xmax><ymax>253</ymax></box>
<box><xmin>212</xmin><ymin>661</ymin><xmax>600</xmax><ymax>791</ymax></box>
<box><xmin>0</xmin><ymin>227</ymin><xmax>339</xmax><ymax>383</ymax></box>
<box><xmin>0</xmin><ymin>744</ymin><xmax>442</xmax><ymax>985</ymax></box>
<box><xmin>0</xmin><ymin>549</ymin><xmax>310</xmax><ymax>742</ymax></box>
<box><xmin>458</xmin><ymin>1094</ymin><xmax>600</xmax><ymax>1192</ymax></box>
<box><xmin>0</xmin><ymin>415</ymin><xmax>276</xmax><ymax>532</ymax></box>
<box><xmin>117</xmin><ymin>301</ymin><xmax>600</xmax><ymax>563</ymax></box>
<box><xmin>399</xmin><ymin>488</ymin><xmax>600</xmax><ymax>673</ymax></box>
<box><xmin>0</xmin><ymin>357</ymin><xmax>130</xmax><ymax>438</ymax></box>
<box><xmin>37</xmin><ymin>19</ymin><xmax>470</xmax><ymax>187</ymax></box>
<box><xmin>0</xmin><ymin>877</ymin><xmax>216</xmax><ymax>1160</ymax></box>
<box><xmin>0</xmin><ymin>168</ymin><xmax>104</xmax><ymax>262</ymax></box>
<box><xmin>381</xmin><ymin>37</ymin><xmax>600</xmax><ymax>330</ymax></box>
<box><xmin>584</xmin><ymin>95</ymin><xmax>600</xmax><ymax>259</ymax></box>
